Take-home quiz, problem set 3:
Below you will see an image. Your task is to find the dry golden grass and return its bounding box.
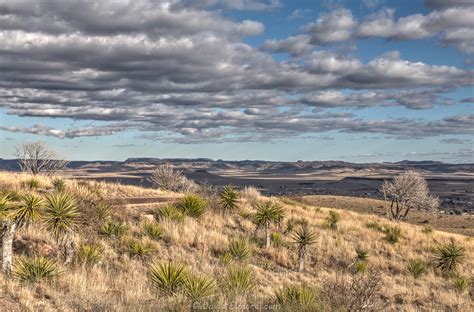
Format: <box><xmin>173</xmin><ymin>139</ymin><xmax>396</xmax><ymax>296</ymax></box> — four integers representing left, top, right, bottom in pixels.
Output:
<box><xmin>0</xmin><ymin>172</ymin><xmax>472</xmax><ymax>311</ymax></box>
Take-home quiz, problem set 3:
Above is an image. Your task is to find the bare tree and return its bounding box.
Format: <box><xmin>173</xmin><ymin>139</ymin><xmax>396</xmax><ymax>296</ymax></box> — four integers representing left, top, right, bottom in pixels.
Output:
<box><xmin>149</xmin><ymin>164</ymin><xmax>198</xmax><ymax>193</ymax></box>
<box><xmin>381</xmin><ymin>171</ymin><xmax>439</xmax><ymax>221</ymax></box>
<box><xmin>15</xmin><ymin>141</ymin><xmax>69</xmax><ymax>175</ymax></box>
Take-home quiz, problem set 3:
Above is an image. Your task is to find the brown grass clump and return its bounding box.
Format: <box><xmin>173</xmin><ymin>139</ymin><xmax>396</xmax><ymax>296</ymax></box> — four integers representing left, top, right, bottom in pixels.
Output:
<box><xmin>0</xmin><ymin>172</ymin><xmax>472</xmax><ymax>311</ymax></box>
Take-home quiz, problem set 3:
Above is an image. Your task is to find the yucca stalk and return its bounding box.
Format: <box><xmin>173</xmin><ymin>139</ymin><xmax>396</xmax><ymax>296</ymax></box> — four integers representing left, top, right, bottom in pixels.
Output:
<box><xmin>43</xmin><ymin>193</ymin><xmax>79</xmax><ymax>264</ymax></box>
<box><xmin>150</xmin><ymin>261</ymin><xmax>187</xmax><ymax>295</ymax></box>
<box><xmin>292</xmin><ymin>224</ymin><xmax>316</xmax><ymax>272</ymax></box>
<box><xmin>253</xmin><ymin>200</ymin><xmax>285</xmax><ymax>249</ymax></box>
<box><xmin>1</xmin><ymin>193</ymin><xmax>43</xmax><ymax>274</ymax></box>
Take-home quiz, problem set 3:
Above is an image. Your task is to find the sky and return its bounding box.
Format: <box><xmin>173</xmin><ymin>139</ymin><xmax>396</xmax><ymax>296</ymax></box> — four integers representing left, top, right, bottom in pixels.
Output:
<box><xmin>0</xmin><ymin>0</ymin><xmax>473</xmax><ymax>162</ymax></box>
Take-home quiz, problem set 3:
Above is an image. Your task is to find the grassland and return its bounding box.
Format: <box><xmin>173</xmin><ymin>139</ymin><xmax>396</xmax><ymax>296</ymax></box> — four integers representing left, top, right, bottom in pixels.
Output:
<box><xmin>0</xmin><ymin>172</ymin><xmax>473</xmax><ymax>311</ymax></box>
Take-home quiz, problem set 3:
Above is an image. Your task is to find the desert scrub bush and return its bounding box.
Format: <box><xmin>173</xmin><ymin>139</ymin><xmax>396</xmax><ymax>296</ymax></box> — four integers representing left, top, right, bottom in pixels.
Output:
<box><xmin>274</xmin><ymin>285</ymin><xmax>320</xmax><ymax>311</ymax></box>
<box><xmin>431</xmin><ymin>240</ymin><xmax>465</xmax><ymax>275</ymax></box>
<box><xmin>225</xmin><ymin>266</ymin><xmax>253</xmax><ymax>294</ymax></box>
<box><xmin>270</xmin><ymin>232</ymin><xmax>285</xmax><ymax>248</ymax></box>
<box><xmin>365</xmin><ymin>221</ymin><xmax>384</xmax><ymax>232</ymax></box>
<box><xmin>154</xmin><ymin>204</ymin><xmax>185</xmax><ymax>222</ymax></box>
<box><xmin>284</xmin><ymin>217</ymin><xmax>308</xmax><ymax>234</ymax></box>
<box><xmin>127</xmin><ymin>239</ymin><xmax>156</xmax><ymax>260</ymax></box>
<box><xmin>407</xmin><ymin>260</ymin><xmax>426</xmax><ymax>279</ymax></box>
<box><xmin>228</xmin><ymin>238</ymin><xmax>251</xmax><ymax>261</ymax></box>
<box><xmin>182</xmin><ymin>273</ymin><xmax>217</xmax><ymax>304</ymax></box>
<box><xmin>100</xmin><ymin>220</ymin><xmax>128</xmax><ymax>238</ymax></box>
<box><xmin>14</xmin><ymin>256</ymin><xmax>60</xmax><ymax>284</ymax></box>
<box><xmin>219</xmin><ymin>185</ymin><xmax>239</xmax><ymax>213</ymax></box>
<box><xmin>422</xmin><ymin>226</ymin><xmax>433</xmax><ymax>235</ymax></box>
<box><xmin>51</xmin><ymin>178</ymin><xmax>66</xmax><ymax>192</ymax></box>
<box><xmin>149</xmin><ymin>164</ymin><xmax>198</xmax><ymax>193</ymax></box>
<box><xmin>150</xmin><ymin>261</ymin><xmax>187</xmax><ymax>295</ymax></box>
<box><xmin>323</xmin><ymin>269</ymin><xmax>385</xmax><ymax>311</ymax></box>
<box><xmin>383</xmin><ymin>225</ymin><xmax>401</xmax><ymax>244</ymax></box>
<box><xmin>253</xmin><ymin>200</ymin><xmax>285</xmax><ymax>248</ymax></box>
<box><xmin>240</xmin><ymin>186</ymin><xmax>261</xmax><ymax>205</ymax></box>
<box><xmin>22</xmin><ymin>178</ymin><xmax>40</xmax><ymax>190</ymax></box>
<box><xmin>292</xmin><ymin>224</ymin><xmax>316</xmax><ymax>272</ymax></box>
<box><xmin>452</xmin><ymin>274</ymin><xmax>471</xmax><ymax>293</ymax></box>
<box><xmin>77</xmin><ymin>243</ymin><xmax>101</xmax><ymax>266</ymax></box>
<box><xmin>142</xmin><ymin>222</ymin><xmax>164</xmax><ymax>240</ymax></box>
<box><xmin>177</xmin><ymin>194</ymin><xmax>207</xmax><ymax>218</ymax></box>
<box><xmin>326</xmin><ymin>210</ymin><xmax>340</xmax><ymax>230</ymax></box>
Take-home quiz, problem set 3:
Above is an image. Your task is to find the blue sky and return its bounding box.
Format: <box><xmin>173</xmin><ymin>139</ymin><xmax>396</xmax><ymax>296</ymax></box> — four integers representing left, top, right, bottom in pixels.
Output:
<box><xmin>0</xmin><ymin>0</ymin><xmax>472</xmax><ymax>162</ymax></box>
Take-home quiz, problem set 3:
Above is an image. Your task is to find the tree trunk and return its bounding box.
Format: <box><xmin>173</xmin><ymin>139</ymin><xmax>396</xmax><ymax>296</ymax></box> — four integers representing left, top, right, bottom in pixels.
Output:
<box><xmin>2</xmin><ymin>220</ymin><xmax>17</xmax><ymax>275</ymax></box>
<box><xmin>60</xmin><ymin>233</ymin><xmax>76</xmax><ymax>265</ymax></box>
<box><xmin>265</xmin><ymin>223</ymin><xmax>270</xmax><ymax>249</ymax></box>
<box><xmin>298</xmin><ymin>247</ymin><xmax>305</xmax><ymax>272</ymax></box>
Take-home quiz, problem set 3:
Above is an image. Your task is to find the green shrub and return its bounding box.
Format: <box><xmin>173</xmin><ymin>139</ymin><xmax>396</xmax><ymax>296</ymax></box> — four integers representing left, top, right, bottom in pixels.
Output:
<box><xmin>219</xmin><ymin>185</ymin><xmax>239</xmax><ymax>213</ymax></box>
<box><xmin>142</xmin><ymin>222</ymin><xmax>164</xmax><ymax>240</ymax></box>
<box><xmin>407</xmin><ymin>260</ymin><xmax>426</xmax><ymax>279</ymax></box>
<box><xmin>326</xmin><ymin>211</ymin><xmax>340</xmax><ymax>230</ymax></box>
<box><xmin>128</xmin><ymin>239</ymin><xmax>156</xmax><ymax>260</ymax></box>
<box><xmin>182</xmin><ymin>273</ymin><xmax>216</xmax><ymax>303</ymax></box>
<box><xmin>225</xmin><ymin>266</ymin><xmax>253</xmax><ymax>294</ymax></box>
<box><xmin>452</xmin><ymin>275</ymin><xmax>471</xmax><ymax>293</ymax></box>
<box><xmin>354</xmin><ymin>261</ymin><xmax>367</xmax><ymax>273</ymax></box>
<box><xmin>274</xmin><ymin>285</ymin><xmax>317</xmax><ymax>310</ymax></box>
<box><xmin>13</xmin><ymin>193</ymin><xmax>44</xmax><ymax>227</ymax></box>
<box><xmin>354</xmin><ymin>247</ymin><xmax>369</xmax><ymax>262</ymax></box>
<box><xmin>383</xmin><ymin>226</ymin><xmax>401</xmax><ymax>244</ymax></box>
<box><xmin>154</xmin><ymin>204</ymin><xmax>185</xmax><ymax>222</ymax></box>
<box><xmin>228</xmin><ymin>238</ymin><xmax>251</xmax><ymax>261</ymax></box>
<box><xmin>100</xmin><ymin>220</ymin><xmax>127</xmax><ymax>238</ymax></box>
<box><xmin>431</xmin><ymin>241</ymin><xmax>465</xmax><ymax>275</ymax></box>
<box><xmin>422</xmin><ymin>226</ymin><xmax>433</xmax><ymax>235</ymax></box>
<box><xmin>51</xmin><ymin>178</ymin><xmax>66</xmax><ymax>192</ymax></box>
<box><xmin>177</xmin><ymin>194</ymin><xmax>207</xmax><ymax>218</ymax></box>
<box><xmin>270</xmin><ymin>232</ymin><xmax>284</xmax><ymax>248</ymax></box>
<box><xmin>150</xmin><ymin>261</ymin><xmax>187</xmax><ymax>295</ymax></box>
<box><xmin>78</xmin><ymin>243</ymin><xmax>101</xmax><ymax>266</ymax></box>
<box><xmin>14</xmin><ymin>256</ymin><xmax>59</xmax><ymax>284</ymax></box>
<box><xmin>365</xmin><ymin>221</ymin><xmax>384</xmax><ymax>232</ymax></box>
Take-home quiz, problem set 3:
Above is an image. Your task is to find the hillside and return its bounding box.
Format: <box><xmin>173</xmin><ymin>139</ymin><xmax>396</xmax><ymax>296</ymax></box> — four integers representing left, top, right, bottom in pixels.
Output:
<box><xmin>0</xmin><ymin>172</ymin><xmax>473</xmax><ymax>311</ymax></box>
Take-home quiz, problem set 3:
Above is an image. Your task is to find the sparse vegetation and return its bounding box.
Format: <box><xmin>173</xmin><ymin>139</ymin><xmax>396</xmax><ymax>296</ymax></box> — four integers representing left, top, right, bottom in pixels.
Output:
<box><xmin>225</xmin><ymin>266</ymin><xmax>253</xmax><ymax>294</ymax></box>
<box><xmin>452</xmin><ymin>274</ymin><xmax>471</xmax><ymax>293</ymax></box>
<box><xmin>182</xmin><ymin>273</ymin><xmax>216</xmax><ymax>303</ymax></box>
<box><xmin>141</xmin><ymin>222</ymin><xmax>164</xmax><ymax>240</ymax></box>
<box><xmin>100</xmin><ymin>220</ymin><xmax>128</xmax><ymax>238</ymax></box>
<box><xmin>383</xmin><ymin>225</ymin><xmax>402</xmax><ymax>244</ymax></box>
<box><xmin>51</xmin><ymin>178</ymin><xmax>66</xmax><ymax>192</ymax></box>
<box><xmin>127</xmin><ymin>239</ymin><xmax>156</xmax><ymax>260</ymax></box>
<box><xmin>77</xmin><ymin>243</ymin><xmax>101</xmax><ymax>266</ymax></box>
<box><xmin>149</xmin><ymin>164</ymin><xmax>198</xmax><ymax>193</ymax></box>
<box><xmin>154</xmin><ymin>204</ymin><xmax>185</xmax><ymax>222</ymax></box>
<box><xmin>228</xmin><ymin>238</ymin><xmax>251</xmax><ymax>261</ymax></box>
<box><xmin>15</xmin><ymin>141</ymin><xmax>68</xmax><ymax>175</ymax></box>
<box><xmin>407</xmin><ymin>260</ymin><xmax>426</xmax><ymax>279</ymax></box>
<box><xmin>326</xmin><ymin>210</ymin><xmax>340</xmax><ymax>230</ymax></box>
<box><xmin>274</xmin><ymin>285</ymin><xmax>319</xmax><ymax>311</ymax></box>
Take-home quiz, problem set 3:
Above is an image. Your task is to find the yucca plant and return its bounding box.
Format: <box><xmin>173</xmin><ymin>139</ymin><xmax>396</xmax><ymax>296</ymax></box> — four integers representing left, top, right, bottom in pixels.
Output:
<box><xmin>23</xmin><ymin>178</ymin><xmax>40</xmax><ymax>190</ymax></box>
<box><xmin>452</xmin><ymin>275</ymin><xmax>471</xmax><ymax>293</ymax></box>
<box><xmin>1</xmin><ymin>193</ymin><xmax>43</xmax><ymax>274</ymax></box>
<box><xmin>43</xmin><ymin>193</ymin><xmax>80</xmax><ymax>264</ymax></box>
<box><xmin>284</xmin><ymin>217</ymin><xmax>309</xmax><ymax>234</ymax></box>
<box><xmin>431</xmin><ymin>241</ymin><xmax>465</xmax><ymax>275</ymax></box>
<box><xmin>128</xmin><ymin>239</ymin><xmax>156</xmax><ymax>260</ymax></box>
<box><xmin>253</xmin><ymin>200</ymin><xmax>285</xmax><ymax>248</ymax></box>
<box><xmin>14</xmin><ymin>256</ymin><xmax>59</xmax><ymax>284</ymax></box>
<box><xmin>407</xmin><ymin>260</ymin><xmax>426</xmax><ymax>279</ymax></box>
<box><xmin>177</xmin><ymin>194</ymin><xmax>207</xmax><ymax>218</ymax></box>
<box><xmin>220</xmin><ymin>253</ymin><xmax>232</xmax><ymax>266</ymax></box>
<box><xmin>94</xmin><ymin>202</ymin><xmax>112</xmax><ymax>221</ymax></box>
<box><xmin>77</xmin><ymin>243</ymin><xmax>101</xmax><ymax>266</ymax></box>
<box><xmin>219</xmin><ymin>185</ymin><xmax>239</xmax><ymax>213</ymax></box>
<box><xmin>326</xmin><ymin>210</ymin><xmax>340</xmax><ymax>230</ymax></box>
<box><xmin>182</xmin><ymin>273</ymin><xmax>216</xmax><ymax>303</ymax></box>
<box><xmin>51</xmin><ymin>178</ymin><xmax>66</xmax><ymax>192</ymax></box>
<box><xmin>350</xmin><ymin>247</ymin><xmax>369</xmax><ymax>273</ymax></box>
<box><xmin>274</xmin><ymin>285</ymin><xmax>317</xmax><ymax>310</ymax></box>
<box><xmin>225</xmin><ymin>266</ymin><xmax>253</xmax><ymax>294</ymax></box>
<box><xmin>100</xmin><ymin>220</ymin><xmax>128</xmax><ymax>238</ymax></box>
<box><xmin>154</xmin><ymin>204</ymin><xmax>185</xmax><ymax>222</ymax></box>
<box><xmin>150</xmin><ymin>261</ymin><xmax>187</xmax><ymax>295</ymax></box>
<box><xmin>228</xmin><ymin>238</ymin><xmax>251</xmax><ymax>261</ymax></box>
<box><xmin>142</xmin><ymin>222</ymin><xmax>164</xmax><ymax>240</ymax></box>
<box><xmin>292</xmin><ymin>224</ymin><xmax>316</xmax><ymax>272</ymax></box>
<box><xmin>383</xmin><ymin>225</ymin><xmax>401</xmax><ymax>244</ymax></box>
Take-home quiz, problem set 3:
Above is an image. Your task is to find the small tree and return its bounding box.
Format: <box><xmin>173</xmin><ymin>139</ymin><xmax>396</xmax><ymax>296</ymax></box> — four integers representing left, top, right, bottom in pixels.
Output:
<box><xmin>253</xmin><ymin>200</ymin><xmax>285</xmax><ymax>248</ymax></box>
<box><xmin>15</xmin><ymin>141</ymin><xmax>68</xmax><ymax>175</ymax></box>
<box><xmin>149</xmin><ymin>164</ymin><xmax>198</xmax><ymax>193</ymax></box>
<box><xmin>381</xmin><ymin>171</ymin><xmax>439</xmax><ymax>221</ymax></box>
<box><xmin>1</xmin><ymin>193</ymin><xmax>43</xmax><ymax>274</ymax></box>
<box><xmin>292</xmin><ymin>224</ymin><xmax>316</xmax><ymax>272</ymax></box>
